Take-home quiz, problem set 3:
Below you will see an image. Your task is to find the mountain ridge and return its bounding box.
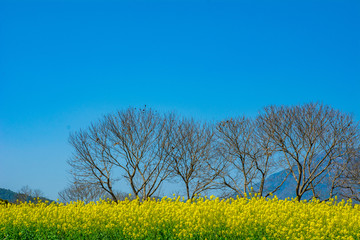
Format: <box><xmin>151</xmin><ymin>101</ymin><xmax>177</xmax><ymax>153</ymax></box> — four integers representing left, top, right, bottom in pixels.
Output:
<box><xmin>0</xmin><ymin>187</ymin><xmax>54</xmax><ymax>203</ymax></box>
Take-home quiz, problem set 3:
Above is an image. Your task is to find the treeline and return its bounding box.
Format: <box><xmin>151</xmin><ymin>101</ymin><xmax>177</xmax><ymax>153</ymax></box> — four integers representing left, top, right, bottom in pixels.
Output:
<box><xmin>59</xmin><ymin>103</ymin><xmax>360</xmax><ymax>202</ymax></box>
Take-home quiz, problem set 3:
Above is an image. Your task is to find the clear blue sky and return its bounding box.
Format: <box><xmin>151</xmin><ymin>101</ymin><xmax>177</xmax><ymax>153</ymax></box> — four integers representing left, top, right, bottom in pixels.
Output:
<box><xmin>0</xmin><ymin>0</ymin><xmax>359</xmax><ymax>200</ymax></box>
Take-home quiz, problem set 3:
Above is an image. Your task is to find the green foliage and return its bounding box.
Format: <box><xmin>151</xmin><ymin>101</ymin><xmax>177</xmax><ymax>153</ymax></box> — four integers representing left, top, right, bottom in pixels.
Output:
<box><xmin>0</xmin><ymin>226</ymin><xmax>271</xmax><ymax>240</ymax></box>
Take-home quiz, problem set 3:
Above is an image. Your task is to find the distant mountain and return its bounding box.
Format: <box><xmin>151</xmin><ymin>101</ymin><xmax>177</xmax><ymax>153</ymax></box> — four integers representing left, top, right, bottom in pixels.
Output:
<box><xmin>0</xmin><ymin>188</ymin><xmax>17</xmax><ymax>202</ymax></box>
<box><xmin>253</xmin><ymin>167</ymin><xmax>354</xmax><ymax>202</ymax></box>
<box><xmin>249</xmin><ymin>152</ymin><xmax>357</xmax><ymax>201</ymax></box>
<box><xmin>0</xmin><ymin>188</ymin><xmax>53</xmax><ymax>203</ymax></box>
<box><xmin>260</xmin><ymin>169</ymin><xmax>327</xmax><ymax>200</ymax></box>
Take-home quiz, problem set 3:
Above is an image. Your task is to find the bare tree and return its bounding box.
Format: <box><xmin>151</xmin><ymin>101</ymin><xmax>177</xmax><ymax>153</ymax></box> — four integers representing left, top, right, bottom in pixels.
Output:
<box><xmin>105</xmin><ymin>107</ymin><xmax>174</xmax><ymax>200</ymax></box>
<box><xmin>58</xmin><ymin>182</ymin><xmax>114</xmax><ymax>203</ymax></box>
<box><xmin>216</xmin><ymin>117</ymin><xmax>258</xmax><ymax>197</ymax></box>
<box><xmin>68</xmin><ymin>107</ymin><xmax>175</xmax><ymax>201</ymax></box>
<box><xmin>338</xmin><ymin>148</ymin><xmax>360</xmax><ymax>201</ymax></box>
<box><xmin>68</xmin><ymin>120</ymin><xmax>119</xmax><ymax>201</ymax></box>
<box><xmin>16</xmin><ymin>185</ymin><xmax>44</xmax><ymax>203</ymax></box>
<box><xmin>257</xmin><ymin>103</ymin><xmax>359</xmax><ymax>200</ymax></box>
<box><xmin>253</xmin><ymin>117</ymin><xmax>290</xmax><ymax>197</ymax></box>
<box><xmin>216</xmin><ymin>117</ymin><xmax>284</xmax><ymax>198</ymax></box>
<box><xmin>167</xmin><ymin>117</ymin><xmax>223</xmax><ymax>200</ymax></box>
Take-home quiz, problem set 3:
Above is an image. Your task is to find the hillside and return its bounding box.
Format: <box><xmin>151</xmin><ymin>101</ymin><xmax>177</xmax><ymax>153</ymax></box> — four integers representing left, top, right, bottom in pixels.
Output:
<box><xmin>254</xmin><ymin>167</ymin><xmax>355</xmax><ymax>202</ymax></box>
<box><xmin>0</xmin><ymin>188</ymin><xmax>17</xmax><ymax>202</ymax></box>
<box><xmin>0</xmin><ymin>188</ymin><xmax>53</xmax><ymax>203</ymax></box>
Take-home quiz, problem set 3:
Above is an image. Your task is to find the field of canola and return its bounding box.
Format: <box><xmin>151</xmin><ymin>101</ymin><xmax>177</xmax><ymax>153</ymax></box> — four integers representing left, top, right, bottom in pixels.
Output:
<box><xmin>1</xmin><ymin>195</ymin><xmax>360</xmax><ymax>240</ymax></box>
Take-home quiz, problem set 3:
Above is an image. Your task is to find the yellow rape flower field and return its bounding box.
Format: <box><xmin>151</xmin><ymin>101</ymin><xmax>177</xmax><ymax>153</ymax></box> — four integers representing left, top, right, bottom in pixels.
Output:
<box><xmin>1</xmin><ymin>195</ymin><xmax>360</xmax><ymax>240</ymax></box>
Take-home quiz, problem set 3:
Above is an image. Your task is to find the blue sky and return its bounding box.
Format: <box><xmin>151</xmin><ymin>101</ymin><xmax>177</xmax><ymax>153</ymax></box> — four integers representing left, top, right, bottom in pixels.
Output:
<box><xmin>0</xmin><ymin>0</ymin><xmax>359</xmax><ymax>200</ymax></box>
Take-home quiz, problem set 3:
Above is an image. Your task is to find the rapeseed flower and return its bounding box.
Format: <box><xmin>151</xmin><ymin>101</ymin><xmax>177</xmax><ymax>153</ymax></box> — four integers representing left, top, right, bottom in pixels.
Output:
<box><xmin>0</xmin><ymin>196</ymin><xmax>359</xmax><ymax>239</ymax></box>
